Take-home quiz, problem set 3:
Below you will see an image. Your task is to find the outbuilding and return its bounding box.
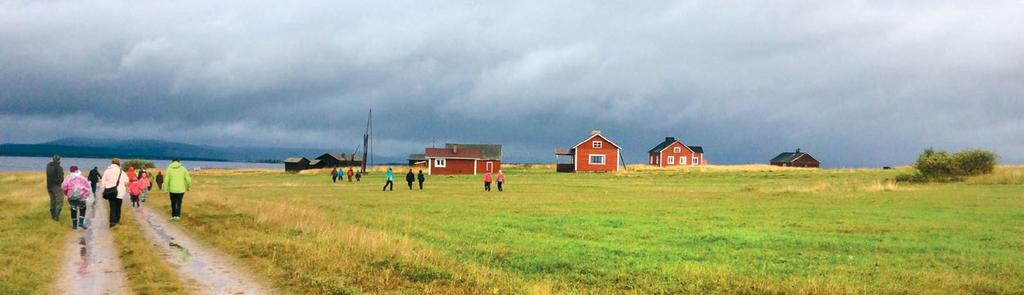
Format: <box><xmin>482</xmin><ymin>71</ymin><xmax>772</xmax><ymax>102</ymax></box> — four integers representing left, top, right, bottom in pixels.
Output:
<box><xmin>424</xmin><ymin>143</ymin><xmax>502</xmax><ymax>175</ymax></box>
<box><xmin>314</xmin><ymin>153</ymin><xmax>363</xmax><ymax>168</ymax></box>
<box><xmin>284</xmin><ymin>157</ymin><xmax>310</xmax><ymax>173</ymax></box>
<box><xmin>648</xmin><ymin>137</ymin><xmax>705</xmax><ymax>167</ymax></box>
<box><xmin>555</xmin><ymin>129</ymin><xmax>621</xmax><ymax>172</ymax></box>
<box><xmin>770</xmin><ymin>149</ymin><xmax>820</xmax><ymax>168</ymax></box>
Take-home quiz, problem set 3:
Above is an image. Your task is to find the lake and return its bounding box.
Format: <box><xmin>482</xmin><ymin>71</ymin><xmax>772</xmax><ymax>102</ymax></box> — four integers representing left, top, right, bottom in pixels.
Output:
<box><xmin>0</xmin><ymin>156</ymin><xmax>282</xmax><ymax>172</ymax></box>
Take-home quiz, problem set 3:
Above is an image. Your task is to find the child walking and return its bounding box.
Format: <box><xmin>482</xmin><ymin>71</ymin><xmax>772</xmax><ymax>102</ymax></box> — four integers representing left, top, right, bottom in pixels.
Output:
<box><xmin>61</xmin><ymin>165</ymin><xmax>92</xmax><ymax>230</ymax></box>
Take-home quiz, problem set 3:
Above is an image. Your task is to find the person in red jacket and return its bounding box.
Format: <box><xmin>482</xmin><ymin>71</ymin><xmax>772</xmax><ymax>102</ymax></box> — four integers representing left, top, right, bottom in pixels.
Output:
<box><xmin>483</xmin><ymin>172</ymin><xmax>493</xmax><ymax>192</ymax></box>
<box><xmin>346</xmin><ymin>168</ymin><xmax>354</xmax><ymax>182</ymax></box>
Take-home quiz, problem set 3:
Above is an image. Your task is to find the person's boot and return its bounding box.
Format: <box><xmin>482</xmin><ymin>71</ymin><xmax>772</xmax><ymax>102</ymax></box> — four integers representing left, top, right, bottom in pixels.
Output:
<box><xmin>79</xmin><ymin>217</ymin><xmax>87</xmax><ymax>229</ymax></box>
<box><xmin>71</xmin><ymin>218</ymin><xmax>77</xmax><ymax>230</ymax></box>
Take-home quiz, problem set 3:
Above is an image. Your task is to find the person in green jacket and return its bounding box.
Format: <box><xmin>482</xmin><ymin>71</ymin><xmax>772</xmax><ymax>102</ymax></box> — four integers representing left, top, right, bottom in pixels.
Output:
<box><xmin>164</xmin><ymin>159</ymin><xmax>192</xmax><ymax>221</ymax></box>
<box><xmin>46</xmin><ymin>155</ymin><xmax>64</xmax><ymax>221</ymax></box>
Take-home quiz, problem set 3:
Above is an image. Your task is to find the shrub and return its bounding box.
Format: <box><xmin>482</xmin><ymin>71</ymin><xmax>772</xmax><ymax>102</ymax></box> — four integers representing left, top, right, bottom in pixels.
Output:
<box><xmin>901</xmin><ymin>148</ymin><xmax>998</xmax><ymax>182</ymax></box>
<box><xmin>953</xmin><ymin>150</ymin><xmax>996</xmax><ymax>176</ymax></box>
<box><xmin>122</xmin><ymin>159</ymin><xmax>155</xmax><ymax>171</ymax></box>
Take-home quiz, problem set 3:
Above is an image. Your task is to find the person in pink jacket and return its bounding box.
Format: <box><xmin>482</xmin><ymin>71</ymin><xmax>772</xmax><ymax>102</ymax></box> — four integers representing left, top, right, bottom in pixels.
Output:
<box><xmin>61</xmin><ymin>165</ymin><xmax>92</xmax><ymax>230</ymax></box>
<box><xmin>483</xmin><ymin>172</ymin><xmax>493</xmax><ymax>192</ymax></box>
<box><xmin>128</xmin><ymin>172</ymin><xmax>146</xmax><ymax>208</ymax></box>
<box><xmin>496</xmin><ymin>170</ymin><xmax>505</xmax><ymax>192</ymax></box>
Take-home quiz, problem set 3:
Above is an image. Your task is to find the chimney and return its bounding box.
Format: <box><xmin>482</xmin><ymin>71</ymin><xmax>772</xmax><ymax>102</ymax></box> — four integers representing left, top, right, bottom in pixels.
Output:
<box><xmin>665</xmin><ymin>137</ymin><xmax>675</xmax><ymax>142</ymax></box>
<box><xmin>592</xmin><ymin>129</ymin><xmax>602</xmax><ymax>135</ymax></box>
<box><xmin>796</xmin><ymin>148</ymin><xmax>801</xmax><ymax>154</ymax></box>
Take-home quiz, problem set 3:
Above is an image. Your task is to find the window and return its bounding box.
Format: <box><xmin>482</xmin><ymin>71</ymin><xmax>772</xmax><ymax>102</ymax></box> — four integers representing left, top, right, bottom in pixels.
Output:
<box><xmin>679</xmin><ymin>156</ymin><xmax>687</xmax><ymax>165</ymax></box>
<box><xmin>435</xmin><ymin>159</ymin><xmax>446</xmax><ymax>168</ymax></box>
<box><xmin>693</xmin><ymin>157</ymin><xmax>699</xmax><ymax>165</ymax></box>
<box><xmin>486</xmin><ymin>161</ymin><xmax>493</xmax><ymax>172</ymax></box>
<box><xmin>673</xmin><ymin>147</ymin><xmax>681</xmax><ymax>153</ymax></box>
<box><xmin>650</xmin><ymin>155</ymin><xmax>655</xmax><ymax>164</ymax></box>
<box><xmin>592</xmin><ymin>141</ymin><xmax>602</xmax><ymax>148</ymax></box>
<box><xmin>667</xmin><ymin>156</ymin><xmax>675</xmax><ymax>164</ymax></box>
<box><xmin>589</xmin><ymin>154</ymin><xmax>606</xmax><ymax>165</ymax></box>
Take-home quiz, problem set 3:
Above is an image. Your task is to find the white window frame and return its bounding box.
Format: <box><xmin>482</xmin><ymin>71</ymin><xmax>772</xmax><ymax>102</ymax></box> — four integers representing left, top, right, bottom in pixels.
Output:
<box><xmin>679</xmin><ymin>156</ymin><xmax>687</xmax><ymax>165</ymax></box>
<box><xmin>589</xmin><ymin>154</ymin><xmax>606</xmax><ymax>165</ymax></box>
<box><xmin>673</xmin><ymin>147</ymin><xmax>681</xmax><ymax>153</ymax></box>
<box><xmin>693</xmin><ymin>156</ymin><xmax>699</xmax><ymax>165</ymax></box>
<box><xmin>667</xmin><ymin>156</ymin><xmax>674</xmax><ymax>165</ymax></box>
<box><xmin>592</xmin><ymin>141</ymin><xmax>602</xmax><ymax>148</ymax></box>
<box><xmin>485</xmin><ymin>161</ymin><xmax>493</xmax><ymax>172</ymax></box>
<box><xmin>435</xmin><ymin>159</ymin><xmax>446</xmax><ymax>168</ymax></box>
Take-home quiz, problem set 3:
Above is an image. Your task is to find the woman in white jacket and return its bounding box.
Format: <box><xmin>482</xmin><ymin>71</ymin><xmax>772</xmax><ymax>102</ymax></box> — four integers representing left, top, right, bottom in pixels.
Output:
<box><xmin>100</xmin><ymin>158</ymin><xmax>129</xmax><ymax>227</ymax></box>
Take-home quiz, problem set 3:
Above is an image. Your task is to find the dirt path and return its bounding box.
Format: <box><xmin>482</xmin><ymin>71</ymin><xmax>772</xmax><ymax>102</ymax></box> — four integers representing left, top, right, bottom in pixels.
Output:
<box><xmin>53</xmin><ymin>198</ymin><xmax>132</xmax><ymax>294</ymax></box>
<box><xmin>132</xmin><ymin>203</ymin><xmax>271</xmax><ymax>294</ymax></box>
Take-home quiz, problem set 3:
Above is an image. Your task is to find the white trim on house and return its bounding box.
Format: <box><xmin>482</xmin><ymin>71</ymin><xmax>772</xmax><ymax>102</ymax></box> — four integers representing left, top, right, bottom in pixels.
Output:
<box><xmin>588</xmin><ymin>154</ymin><xmax>606</xmax><ymax>165</ymax></box>
<box><xmin>473</xmin><ymin>159</ymin><xmax>478</xmax><ymax>175</ymax></box>
<box><xmin>434</xmin><ymin>158</ymin><xmax>447</xmax><ymax>168</ymax></box>
<box><xmin>592</xmin><ymin>141</ymin><xmax>602</xmax><ymax>148</ymax></box>
<box><xmin>667</xmin><ymin>156</ymin><xmax>675</xmax><ymax>165</ymax></box>
<box><xmin>616</xmin><ymin>149</ymin><xmax>621</xmax><ymax>171</ymax></box>
<box><xmin>657</xmin><ymin>140</ymin><xmax>695</xmax><ymax>154</ymax></box>
<box><xmin>572</xmin><ymin>134</ymin><xmax>622</xmax><ymax>150</ymax></box>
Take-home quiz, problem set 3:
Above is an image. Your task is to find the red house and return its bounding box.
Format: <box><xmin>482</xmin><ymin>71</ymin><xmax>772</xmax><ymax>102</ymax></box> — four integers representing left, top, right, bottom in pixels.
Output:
<box><xmin>648</xmin><ymin>137</ymin><xmax>705</xmax><ymax>167</ymax></box>
<box><xmin>425</xmin><ymin>144</ymin><xmax>502</xmax><ymax>175</ymax></box>
<box><xmin>555</xmin><ymin>129</ymin><xmax>621</xmax><ymax>172</ymax></box>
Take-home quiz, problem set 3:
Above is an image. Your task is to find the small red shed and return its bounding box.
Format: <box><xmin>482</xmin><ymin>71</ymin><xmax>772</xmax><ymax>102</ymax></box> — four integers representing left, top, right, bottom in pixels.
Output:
<box><xmin>555</xmin><ymin>129</ymin><xmax>621</xmax><ymax>172</ymax></box>
<box><xmin>424</xmin><ymin>144</ymin><xmax>502</xmax><ymax>175</ymax></box>
<box><xmin>648</xmin><ymin>137</ymin><xmax>705</xmax><ymax>167</ymax></box>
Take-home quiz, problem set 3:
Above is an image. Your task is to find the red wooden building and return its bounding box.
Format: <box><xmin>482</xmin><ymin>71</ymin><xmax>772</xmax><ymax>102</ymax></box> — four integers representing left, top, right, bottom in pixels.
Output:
<box><xmin>555</xmin><ymin>129</ymin><xmax>621</xmax><ymax>172</ymax></box>
<box><xmin>648</xmin><ymin>137</ymin><xmax>705</xmax><ymax>167</ymax></box>
<box><xmin>424</xmin><ymin>144</ymin><xmax>502</xmax><ymax>175</ymax></box>
<box><xmin>770</xmin><ymin>148</ymin><xmax>820</xmax><ymax>168</ymax></box>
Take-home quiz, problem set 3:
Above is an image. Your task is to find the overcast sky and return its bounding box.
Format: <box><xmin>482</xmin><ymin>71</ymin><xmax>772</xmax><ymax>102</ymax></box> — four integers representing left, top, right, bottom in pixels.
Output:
<box><xmin>2</xmin><ymin>1</ymin><xmax>1022</xmax><ymax>166</ymax></box>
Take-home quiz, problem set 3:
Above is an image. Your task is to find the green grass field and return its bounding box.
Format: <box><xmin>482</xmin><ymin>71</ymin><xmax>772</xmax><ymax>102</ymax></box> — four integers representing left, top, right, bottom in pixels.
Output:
<box><xmin>3</xmin><ymin>165</ymin><xmax>1023</xmax><ymax>294</ymax></box>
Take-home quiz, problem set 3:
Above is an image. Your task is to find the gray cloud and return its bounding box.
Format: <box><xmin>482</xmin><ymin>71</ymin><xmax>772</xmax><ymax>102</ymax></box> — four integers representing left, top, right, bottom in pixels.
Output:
<box><xmin>2</xmin><ymin>1</ymin><xmax>1022</xmax><ymax>166</ymax></box>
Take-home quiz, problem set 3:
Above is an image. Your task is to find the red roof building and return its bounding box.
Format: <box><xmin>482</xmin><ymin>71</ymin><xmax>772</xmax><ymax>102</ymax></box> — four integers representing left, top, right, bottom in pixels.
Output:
<box><xmin>555</xmin><ymin>129</ymin><xmax>621</xmax><ymax>173</ymax></box>
<box><xmin>648</xmin><ymin>137</ymin><xmax>705</xmax><ymax>167</ymax></box>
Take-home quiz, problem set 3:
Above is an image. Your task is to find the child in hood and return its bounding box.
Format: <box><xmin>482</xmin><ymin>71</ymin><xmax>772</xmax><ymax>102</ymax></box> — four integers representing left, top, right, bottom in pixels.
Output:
<box><xmin>61</xmin><ymin>165</ymin><xmax>92</xmax><ymax>229</ymax></box>
<box><xmin>128</xmin><ymin>171</ymin><xmax>145</xmax><ymax>208</ymax></box>
<box><xmin>139</xmin><ymin>171</ymin><xmax>151</xmax><ymax>203</ymax></box>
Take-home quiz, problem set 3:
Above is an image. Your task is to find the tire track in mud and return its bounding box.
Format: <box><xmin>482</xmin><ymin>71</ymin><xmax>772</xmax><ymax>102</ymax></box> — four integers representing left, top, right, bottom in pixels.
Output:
<box><xmin>133</xmin><ymin>203</ymin><xmax>271</xmax><ymax>294</ymax></box>
<box><xmin>54</xmin><ymin>198</ymin><xmax>132</xmax><ymax>294</ymax></box>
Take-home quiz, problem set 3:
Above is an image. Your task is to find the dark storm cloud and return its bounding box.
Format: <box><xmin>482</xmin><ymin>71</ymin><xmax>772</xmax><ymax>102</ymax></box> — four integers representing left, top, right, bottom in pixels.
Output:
<box><xmin>2</xmin><ymin>1</ymin><xmax>1022</xmax><ymax>166</ymax></box>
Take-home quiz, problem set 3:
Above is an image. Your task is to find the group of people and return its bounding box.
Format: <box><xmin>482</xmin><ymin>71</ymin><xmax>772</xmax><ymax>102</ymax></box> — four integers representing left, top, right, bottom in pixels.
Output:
<box><xmin>45</xmin><ymin>155</ymin><xmax>193</xmax><ymax>230</ymax></box>
<box><xmin>330</xmin><ymin>167</ymin><xmax>361</xmax><ymax>183</ymax></box>
<box><xmin>376</xmin><ymin>167</ymin><xmax>505</xmax><ymax>192</ymax></box>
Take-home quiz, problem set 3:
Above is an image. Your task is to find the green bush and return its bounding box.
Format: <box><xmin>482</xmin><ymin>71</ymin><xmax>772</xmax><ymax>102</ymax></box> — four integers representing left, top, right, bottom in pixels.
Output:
<box><xmin>122</xmin><ymin>159</ymin><xmax>155</xmax><ymax>171</ymax></box>
<box><xmin>901</xmin><ymin>148</ymin><xmax>997</xmax><ymax>182</ymax></box>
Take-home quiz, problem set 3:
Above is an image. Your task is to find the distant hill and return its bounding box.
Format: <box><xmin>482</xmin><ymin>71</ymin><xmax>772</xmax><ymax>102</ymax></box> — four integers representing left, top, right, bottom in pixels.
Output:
<box><xmin>0</xmin><ymin>138</ymin><xmax>404</xmax><ymax>163</ymax></box>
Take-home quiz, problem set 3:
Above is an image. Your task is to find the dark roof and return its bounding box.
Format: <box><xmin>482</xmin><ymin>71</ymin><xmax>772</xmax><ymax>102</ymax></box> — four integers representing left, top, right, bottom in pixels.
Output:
<box><xmin>308</xmin><ymin>159</ymin><xmax>322</xmax><ymax>166</ymax></box>
<box><xmin>648</xmin><ymin>137</ymin><xmax>678</xmax><ymax>153</ymax></box>
<box><xmin>408</xmin><ymin>154</ymin><xmax>426</xmax><ymax>161</ymax></box>
<box><xmin>425</xmin><ymin>147</ymin><xmax>482</xmax><ymax>159</ymax></box>
<box><xmin>317</xmin><ymin>153</ymin><xmax>362</xmax><ymax>161</ymax></box>
<box><xmin>444</xmin><ymin>143</ymin><xmax>502</xmax><ymax>160</ymax></box>
<box><xmin>688</xmin><ymin>146</ymin><xmax>704</xmax><ymax>153</ymax></box>
<box><xmin>771</xmin><ymin>150</ymin><xmax>814</xmax><ymax>163</ymax></box>
<box><xmin>283</xmin><ymin>157</ymin><xmax>308</xmax><ymax>163</ymax></box>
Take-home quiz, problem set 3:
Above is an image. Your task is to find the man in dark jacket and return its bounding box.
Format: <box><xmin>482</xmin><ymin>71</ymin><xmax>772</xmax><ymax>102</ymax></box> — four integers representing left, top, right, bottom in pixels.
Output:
<box><xmin>417</xmin><ymin>170</ymin><xmax>425</xmax><ymax>190</ymax></box>
<box><xmin>88</xmin><ymin>167</ymin><xmax>101</xmax><ymax>194</ymax></box>
<box><xmin>46</xmin><ymin>155</ymin><xmax>64</xmax><ymax>221</ymax></box>
<box><xmin>405</xmin><ymin>170</ymin><xmax>415</xmax><ymax>190</ymax></box>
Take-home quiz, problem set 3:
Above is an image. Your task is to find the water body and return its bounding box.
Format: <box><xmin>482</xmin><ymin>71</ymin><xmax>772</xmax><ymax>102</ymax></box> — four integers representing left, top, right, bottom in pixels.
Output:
<box><xmin>0</xmin><ymin>156</ymin><xmax>281</xmax><ymax>172</ymax></box>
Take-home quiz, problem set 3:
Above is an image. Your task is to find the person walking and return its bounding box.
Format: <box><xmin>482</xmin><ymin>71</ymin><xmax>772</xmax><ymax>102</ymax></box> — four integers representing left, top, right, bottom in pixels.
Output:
<box><xmin>405</xmin><ymin>169</ymin><xmax>415</xmax><ymax>190</ymax></box>
<box><xmin>382</xmin><ymin>168</ymin><xmax>394</xmax><ymax>191</ymax></box>
<box><xmin>127</xmin><ymin>167</ymin><xmax>142</xmax><ymax>208</ymax></box>
<box><xmin>101</xmin><ymin>158</ymin><xmax>128</xmax><ymax>227</ymax></box>
<box><xmin>165</xmin><ymin>159</ymin><xmax>192</xmax><ymax>221</ymax></box>
<box><xmin>61</xmin><ymin>165</ymin><xmax>92</xmax><ymax>229</ymax></box>
<box><xmin>483</xmin><ymin>171</ymin><xmax>493</xmax><ymax>192</ymax></box>
<box><xmin>337</xmin><ymin>168</ymin><xmax>345</xmax><ymax>184</ymax></box>
<box><xmin>88</xmin><ymin>166</ymin><xmax>101</xmax><ymax>195</ymax></box>
<box><xmin>331</xmin><ymin>168</ymin><xmax>338</xmax><ymax>183</ymax></box>
<box><xmin>496</xmin><ymin>170</ymin><xmax>505</xmax><ymax>192</ymax></box>
<box><xmin>46</xmin><ymin>155</ymin><xmax>65</xmax><ymax>221</ymax></box>
<box><xmin>140</xmin><ymin>171</ymin><xmax>151</xmax><ymax>203</ymax></box>
<box><xmin>347</xmin><ymin>168</ymin><xmax>354</xmax><ymax>182</ymax></box>
<box><xmin>155</xmin><ymin>171</ymin><xmax>164</xmax><ymax>191</ymax></box>
<box><xmin>355</xmin><ymin>171</ymin><xmax>362</xmax><ymax>182</ymax></box>
<box><xmin>417</xmin><ymin>170</ymin><xmax>425</xmax><ymax>190</ymax></box>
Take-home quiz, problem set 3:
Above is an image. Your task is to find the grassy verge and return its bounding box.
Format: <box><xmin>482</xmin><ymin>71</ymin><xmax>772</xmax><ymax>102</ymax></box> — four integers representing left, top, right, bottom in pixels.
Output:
<box><xmin>0</xmin><ymin>173</ymin><xmax>69</xmax><ymax>294</ymax></box>
<box><xmin>112</xmin><ymin>206</ymin><xmax>190</xmax><ymax>294</ymax></box>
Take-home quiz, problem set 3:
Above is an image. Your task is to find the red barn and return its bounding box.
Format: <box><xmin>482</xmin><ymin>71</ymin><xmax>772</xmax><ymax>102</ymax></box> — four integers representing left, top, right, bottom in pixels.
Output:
<box><xmin>648</xmin><ymin>137</ymin><xmax>705</xmax><ymax>167</ymax></box>
<box><xmin>424</xmin><ymin>144</ymin><xmax>502</xmax><ymax>175</ymax></box>
<box><xmin>555</xmin><ymin>129</ymin><xmax>621</xmax><ymax>172</ymax></box>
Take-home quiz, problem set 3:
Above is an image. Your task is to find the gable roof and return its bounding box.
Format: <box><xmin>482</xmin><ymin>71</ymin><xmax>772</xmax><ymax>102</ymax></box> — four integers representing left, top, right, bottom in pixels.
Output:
<box><xmin>573</xmin><ymin>133</ymin><xmax>621</xmax><ymax>150</ymax></box>
<box><xmin>771</xmin><ymin>150</ymin><xmax>816</xmax><ymax>163</ymax></box>
<box><xmin>317</xmin><ymin>153</ymin><xmax>362</xmax><ymax>161</ymax></box>
<box><xmin>284</xmin><ymin>157</ymin><xmax>308</xmax><ymax>163</ymax></box>
<box><xmin>408</xmin><ymin>154</ymin><xmax>426</xmax><ymax>161</ymax></box>
<box><xmin>308</xmin><ymin>159</ymin><xmax>322</xmax><ymax>166</ymax></box>
<box><xmin>688</xmin><ymin>146</ymin><xmax>704</xmax><ymax>154</ymax></box>
<box><xmin>444</xmin><ymin>143</ymin><xmax>502</xmax><ymax>160</ymax></box>
<box><xmin>425</xmin><ymin>147</ymin><xmax>482</xmax><ymax>159</ymax></box>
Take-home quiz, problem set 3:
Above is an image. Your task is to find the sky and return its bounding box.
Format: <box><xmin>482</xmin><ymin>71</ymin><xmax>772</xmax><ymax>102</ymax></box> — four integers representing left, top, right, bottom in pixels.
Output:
<box><xmin>1</xmin><ymin>1</ymin><xmax>1022</xmax><ymax>167</ymax></box>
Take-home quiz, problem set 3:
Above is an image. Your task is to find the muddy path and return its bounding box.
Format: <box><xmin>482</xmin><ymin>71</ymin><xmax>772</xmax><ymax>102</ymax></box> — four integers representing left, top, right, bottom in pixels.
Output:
<box><xmin>132</xmin><ymin>203</ymin><xmax>271</xmax><ymax>294</ymax></box>
<box><xmin>53</xmin><ymin>198</ymin><xmax>132</xmax><ymax>294</ymax></box>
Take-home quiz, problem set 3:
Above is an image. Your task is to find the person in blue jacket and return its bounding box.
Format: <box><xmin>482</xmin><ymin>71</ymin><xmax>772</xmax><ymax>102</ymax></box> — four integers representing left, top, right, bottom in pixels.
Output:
<box><xmin>382</xmin><ymin>168</ymin><xmax>394</xmax><ymax>191</ymax></box>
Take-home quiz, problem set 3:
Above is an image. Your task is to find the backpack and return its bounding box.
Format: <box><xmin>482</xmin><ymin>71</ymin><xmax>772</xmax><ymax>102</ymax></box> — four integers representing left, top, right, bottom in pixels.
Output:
<box><xmin>68</xmin><ymin>185</ymin><xmax>85</xmax><ymax>201</ymax></box>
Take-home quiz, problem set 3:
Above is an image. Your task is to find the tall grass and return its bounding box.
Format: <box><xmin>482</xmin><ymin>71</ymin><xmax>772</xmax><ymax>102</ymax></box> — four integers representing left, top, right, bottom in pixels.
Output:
<box><xmin>0</xmin><ymin>173</ymin><xmax>69</xmax><ymax>294</ymax></box>
<box><xmin>112</xmin><ymin>208</ymin><xmax>190</xmax><ymax>294</ymax></box>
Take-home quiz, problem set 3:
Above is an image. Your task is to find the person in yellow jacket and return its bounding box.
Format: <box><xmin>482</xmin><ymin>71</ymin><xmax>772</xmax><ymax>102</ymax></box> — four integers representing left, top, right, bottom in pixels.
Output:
<box><xmin>164</xmin><ymin>159</ymin><xmax>192</xmax><ymax>221</ymax></box>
